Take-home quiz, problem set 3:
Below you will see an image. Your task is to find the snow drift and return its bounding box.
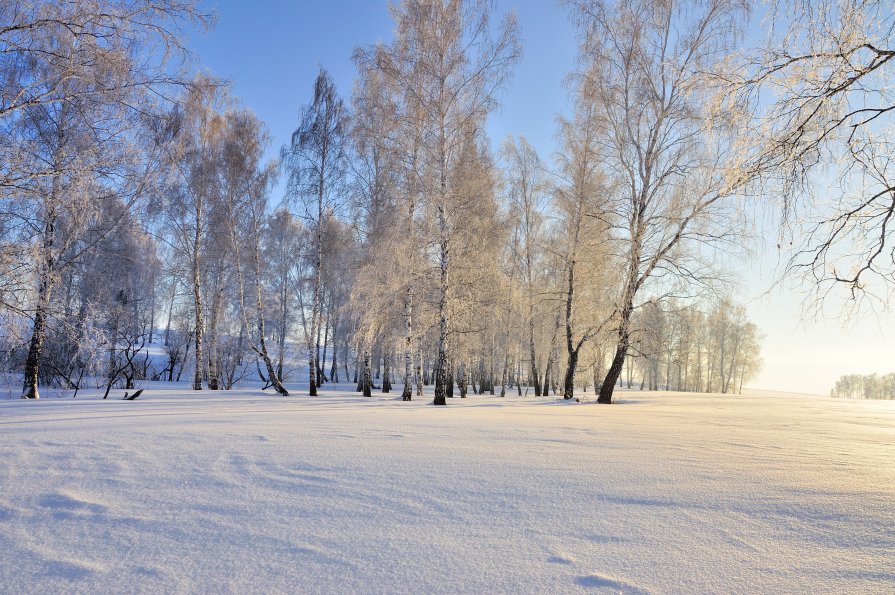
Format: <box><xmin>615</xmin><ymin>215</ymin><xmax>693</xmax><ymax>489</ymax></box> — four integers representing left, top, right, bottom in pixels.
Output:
<box><xmin>0</xmin><ymin>386</ymin><xmax>892</xmax><ymax>593</ymax></box>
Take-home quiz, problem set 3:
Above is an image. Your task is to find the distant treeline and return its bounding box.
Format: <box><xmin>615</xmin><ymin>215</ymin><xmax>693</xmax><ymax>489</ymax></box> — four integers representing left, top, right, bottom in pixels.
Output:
<box><xmin>830</xmin><ymin>374</ymin><xmax>895</xmax><ymax>400</ymax></box>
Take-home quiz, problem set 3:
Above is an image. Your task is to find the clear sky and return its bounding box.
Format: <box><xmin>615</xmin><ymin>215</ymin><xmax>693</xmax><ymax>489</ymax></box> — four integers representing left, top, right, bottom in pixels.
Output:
<box><xmin>187</xmin><ymin>0</ymin><xmax>894</xmax><ymax>396</ymax></box>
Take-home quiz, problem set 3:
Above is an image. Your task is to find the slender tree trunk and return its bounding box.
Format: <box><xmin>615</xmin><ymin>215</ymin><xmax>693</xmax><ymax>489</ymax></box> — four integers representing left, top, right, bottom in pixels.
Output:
<box><xmin>382</xmin><ymin>349</ymin><xmax>391</xmax><ymax>393</ymax></box>
<box><xmin>542</xmin><ymin>355</ymin><xmax>553</xmax><ymax>397</ymax></box>
<box><xmin>235</xmin><ymin>322</ymin><xmax>245</xmax><ymax>366</ymax></box>
<box><xmin>665</xmin><ymin>354</ymin><xmax>671</xmax><ymax>391</ymax></box>
<box><xmin>500</xmin><ymin>349</ymin><xmax>509</xmax><ymax>398</ymax></box>
<box><xmin>320</xmin><ymin>305</ymin><xmax>331</xmax><ymax>384</ymax></box>
<box><xmin>374</xmin><ymin>347</ymin><xmax>381</xmax><ymax>380</ymax></box>
<box><xmin>457</xmin><ymin>361</ymin><xmax>467</xmax><ymax>398</ymax></box>
<box><xmin>563</xmin><ymin>349</ymin><xmax>580</xmax><ymax>400</ymax></box>
<box><xmin>177</xmin><ymin>331</ymin><xmax>192</xmax><ymax>383</ymax></box>
<box><xmin>433</xmin><ymin>203</ymin><xmax>449</xmax><ymax>406</ymax></box>
<box><xmin>308</xmin><ymin>265</ymin><xmax>321</xmax><ymax>396</ymax></box>
<box><xmin>206</xmin><ymin>284</ymin><xmax>223</xmax><ymax>391</ymax></box>
<box><xmin>191</xmin><ymin>198</ymin><xmax>204</xmax><ymax>392</ymax></box>
<box><xmin>499</xmin><ymin>331</ymin><xmax>512</xmax><ymax>398</ymax></box>
<box><xmin>330</xmin><ymin>320</ymin><xmax>339</xmax><ymax>383</ymax></box>
<box><xmin>254</xmin><ymin>310</ymin><xmax>288</xmax><ymax>395</ymax></box>
<box><xmin>164</xmin><ymin>278</ymin><xmax>177</xmax><ymax>347</ymax></box>
<box><xmin>723</xmin><ymin>334</ymin><xmax>741</xmax><ymax>395</ymax></box>
<box><xmin>224</xmin><ymin>202</ymin><xmax>288</xmax><ymax>397</ymax></box>
<box><xmin>362</xmin><ymin>349</ymin><xmax>372</xmax><ymax>397</ymax></box>
<box><xmin>308</xmin><ymin>331</ymin><xmax>318</xmax><ymax>396</ymax></box>
<box><xmin>529</xmin><ymin>311</ymin><xmax>541</xmax><ymax>396</ymax></box>
<box><xmin>315</xmin><ymin>303</ymin><xmax>324</xmax><ymax>387</ymax></box>
<box><xmin>246</xmin><ymin>224</ymin><xmax>289</xmax><ymax>397</ymax></box>
<box><xmin>103</xmin><ymin>307</ymin><xmax>121</xmax><ymax>400</ymax></box>
<box><xmin>22</xmin><ymin>269</ymin><xmax>52</xmax><ymax>399</ymax></box>
<box><xmin>148</xmin><ymin>277</ymin><xmax>156</xmax><ymax>343</ymax></box>
<box><xmin>563</xmin><ymin>249</ymin><xmax>581</xmax><ymax>400</ymax></box>
<box><xmin>402</xmin><ymin>289</ymin><xmax>414</xmax><ymax>401</ymax></box>
<box><xmin>415</xmin><ymin>338</ymin><xmax>424</xmax><ymax>397</ymax></box>
<box><xmin>446</xmin><ymin>361</ymin><xmax>454</xmax><ymax>398</ymax></box>
<box><xmin>277</xmin><ymin>281</ymin><xmax>288</xmax><ymax>381</ymax></box>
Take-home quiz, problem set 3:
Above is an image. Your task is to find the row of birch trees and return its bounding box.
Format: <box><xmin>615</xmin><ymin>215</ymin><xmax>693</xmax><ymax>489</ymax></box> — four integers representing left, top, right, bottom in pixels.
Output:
<box><xmin>342</xmin><ymin>0</ymin><xmax>765</xmax><ymax>403</ymax></box>
<box><xmin>3</xmin><ymin>0</ymin><xmax>891</xmax><ymax>402</ymax></box>
<box><xmin>831</xmin><ymin>374</ymin><xmax>895</xmax><ymax>400</ymax></box>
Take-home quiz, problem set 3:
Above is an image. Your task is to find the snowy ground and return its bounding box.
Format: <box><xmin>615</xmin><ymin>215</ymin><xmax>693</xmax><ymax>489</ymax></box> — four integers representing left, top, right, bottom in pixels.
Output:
<box><xmin>0</xmin><ymin>384</ymin><xmax>893</xmax><ymax>594</ymax></box>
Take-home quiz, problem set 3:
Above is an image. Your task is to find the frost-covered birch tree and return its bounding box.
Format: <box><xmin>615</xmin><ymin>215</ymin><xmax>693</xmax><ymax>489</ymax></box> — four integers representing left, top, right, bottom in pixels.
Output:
<box><xmin>347</xmin><ymin>53</ymin><xmax>413</xmax><ymax>399</ymax></box>
<box><xmin>218</xmin><ymin>109</ymin><xmax>289</xmax><ymax>396</ymax></box>
<box><xmin>552</xmin><ymin>103</ymin><xmax>613</xmax><ymax>400</ymax></box>
<box><xmin>161</xmin><ymin>77</ymin><xmax>230</xmax><ymax>392</ymax></box>
<box><xmin>0</xmin><ymin>0</ymin><xmax>209</xmax><ymax>398</ymax></box>
<box><xmin>565</xmin><ymin>0</ymin><xmax>752</xmax><ymax>404</ymax></box>
<box><xmin>262</xmin><ymin>209</ymin><xmax>303</xmax><ymax>381</ymax></box>
<box><xmin>369</xmin><ymin>0</ymin><xmax>520</xmax><ymax>405</ymax></box>
<box><xmin>283</xmin><ymin>69</ymin><xmax>349</xmax><ymax>397</ymax></box>
<box><xmin>502</xmin><ymin>136</ymin><xmax>550</xmax><ymax>396</ymax></box>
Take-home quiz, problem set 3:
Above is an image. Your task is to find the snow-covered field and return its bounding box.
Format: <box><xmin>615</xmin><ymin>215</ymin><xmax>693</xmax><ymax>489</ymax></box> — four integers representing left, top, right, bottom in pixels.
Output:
<box><xmin>1</xmin><ymin>385</ymin><xmax>893</xmax><ymax>594</ymax></box>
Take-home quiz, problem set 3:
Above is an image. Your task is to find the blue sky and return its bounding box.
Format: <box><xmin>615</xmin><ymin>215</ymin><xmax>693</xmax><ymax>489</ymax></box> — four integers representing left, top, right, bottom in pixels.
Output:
<box><xmin>186</xmin><ymin>0</ymin><xmax>894</xmax><ymax>396</ymax></box>
<box><xmin>187</xmin><ymin>0</ymin><xmax>578</xmax><ymax>167</ymax></box>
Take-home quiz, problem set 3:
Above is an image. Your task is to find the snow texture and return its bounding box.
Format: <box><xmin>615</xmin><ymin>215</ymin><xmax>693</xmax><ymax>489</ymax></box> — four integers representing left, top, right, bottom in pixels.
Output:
<box><xmin>1</xmin><ymin>384</ymin><xmax>893</xmax><ymax>593</ymax></box>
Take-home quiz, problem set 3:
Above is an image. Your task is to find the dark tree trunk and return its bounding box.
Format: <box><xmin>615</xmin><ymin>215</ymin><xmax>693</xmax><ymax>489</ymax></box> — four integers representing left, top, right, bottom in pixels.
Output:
<box><xmin>531</xmin><ymin>357</ymin><xmax>541</xmax><ymax>395</ymax></box>
<box><xmin>164</xmin><ymin>279</ymin><xmax>176</xmax><ymax>347</ymax></box>
<box><xmin>23</xmin><ymin>218</ymin><xmax>58</xmax><ymax>400</ymax></box>
<box><xmin>434</xmin><ymin>352</ymin><xmax>447</xmax><ymax>405</ymax></box>
<box><xmin>599</xmin><ymin>343</ymin><xmax>627</xmax><ymax>404</ymax></box>
<box><xmin>500</xmin><ymin>356</ymin><xmax>508</xmax><ymax>398</ymax></box>
<box><xmin>458</xmin><ymin>361</ymin><xmax>468</xmax><ymax>398</ymax></box>
<box><xmin>362</xmin><ymin>350</ymin><xmax>372</xmax><ymax>397</ymax></box>
<box><xmin>191</xmin><ymin>197</ymin><xmax>204</xmax><ymax>392</ymax></box>
<box><xmin>236</xmin><ymin>323</ymin><xmax>245</xmax><ymax>366</ymax></box>
<box><xmin>402</xmin><ymin>289</ymin><xmax>413</xmax><ymax>401</ymax></box>
<box><xmin>276</xmin><ymin>280</ymin><xmax>288</xmax><ymax>382</ymax></box>
<box><xmin>445</xmin><ymin>361</ymin><xmax>454</xmax><ymax>399</ymax></box>
<box><xmin>415</xmin><ymin>339</ymin><xmax>424</xmax><ymax>397</ymax></box>
<box><xmin>103</xmin><ymin>302</ymin><xmax>122</xmax><ymax>400</ymax></box>
<box><xmin>206</xmin><ymin>285</ymin><xmax>223</xmax><ymax>391</ymax></box>
<box><xmin>309</xmin><ymin>347</ymin><xmax>318</xmax><ymax>396</ymax></box>
<box><xmin>22</xmin><ymin>293</ymin><xmax>49</xmax><ymax>399</ymax></box>
<box><xmin>330</xmin><ymin>330</ymin><xmax>339</xmax><ymax>383</ymax></box>
<box><xmin>382</xmin><ymin>350</ymin><xmax>391</xmax><ymax>393</ymax></box>
<box><xmin>315</xmin><ymin>309</ymin><xmax>324</xmax><ymax>387</ymax></box>
<box><xmin>320</xmin><ymin>306</ymin><xmax>330</xmax><ymax>384</ymax></box>
<box><xmin>563</xmin><ymin>348</ymin><xmax>579</xmax><ymax>400</ymax></box>
<box><xmin>177</xmin><ymin>332</ymin><xmax>192</xmax><ymax>382</ymax></box>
